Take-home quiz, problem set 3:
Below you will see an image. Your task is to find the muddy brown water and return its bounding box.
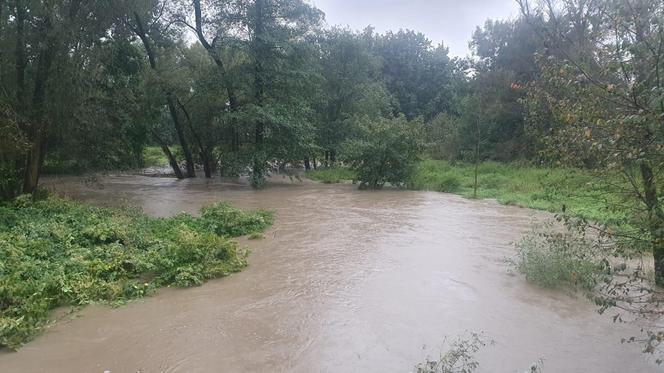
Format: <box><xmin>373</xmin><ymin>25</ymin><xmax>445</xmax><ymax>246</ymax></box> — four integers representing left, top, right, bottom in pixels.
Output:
<box><xmin>0</xmin><ymin>175</ymin><xmax>659</xmax><ymax>372</ymax></box>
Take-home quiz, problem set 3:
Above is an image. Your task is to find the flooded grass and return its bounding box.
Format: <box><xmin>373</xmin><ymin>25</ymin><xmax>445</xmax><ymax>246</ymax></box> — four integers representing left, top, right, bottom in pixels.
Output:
<box><xmin>0</xmin><ymin>195</ymin><xmax>271</xmax><ymax>350</ymax></box>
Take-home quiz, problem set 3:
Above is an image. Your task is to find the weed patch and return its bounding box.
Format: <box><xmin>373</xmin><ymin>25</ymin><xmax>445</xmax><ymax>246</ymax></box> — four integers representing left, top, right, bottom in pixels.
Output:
<box><xmin>0</xmin><ymin>196</ymin><xmax>271</xmax><ymax>349</ymax></box>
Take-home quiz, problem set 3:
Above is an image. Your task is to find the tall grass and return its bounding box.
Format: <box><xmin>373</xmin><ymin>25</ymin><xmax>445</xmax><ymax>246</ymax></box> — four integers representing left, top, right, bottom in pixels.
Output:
<box><xmin>408</xmin><ymin>160</ymin><xmax>628</xmax><ymax>227</ymax></box>
<box><xmin>307</xmin><ymin>167</ymin><xmax>356</xmax><ymax>184</ymax></box>
<box><xmin>513</xmin><ymin>224</ymin><xmax>607</xmax><ymax>292</ymax></box>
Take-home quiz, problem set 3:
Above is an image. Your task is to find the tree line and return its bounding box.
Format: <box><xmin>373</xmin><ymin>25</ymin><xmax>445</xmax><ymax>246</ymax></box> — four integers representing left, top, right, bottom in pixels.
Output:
<box><xmin>0</xmin><ymin>0</ymin><xmax>463</xmax><ymax>193</ymax></box>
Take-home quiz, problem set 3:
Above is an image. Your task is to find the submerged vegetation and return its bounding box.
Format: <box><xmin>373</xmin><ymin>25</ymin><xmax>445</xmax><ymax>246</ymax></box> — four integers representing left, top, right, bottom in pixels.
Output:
<box><xmin>0</xmin><ymin>196</ymin><xmax>271</xmax><ymax>350</ymax></box>
<box><xmin>513</xmin><ymin>222</ymin><xmax>608</xmax><ymax>292</ymax></box>
<box><xmin>415</xmin><ymin>333</ymin><xmax>489</xmax><ymax>373</ymax></box>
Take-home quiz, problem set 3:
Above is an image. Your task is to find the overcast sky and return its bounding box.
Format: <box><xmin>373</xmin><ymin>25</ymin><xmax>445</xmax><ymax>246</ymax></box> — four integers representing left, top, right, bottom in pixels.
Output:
<box><xmin>309</xmin><ymin>0</ymin><xmax>520</xmax><ymax>57</ymax></box>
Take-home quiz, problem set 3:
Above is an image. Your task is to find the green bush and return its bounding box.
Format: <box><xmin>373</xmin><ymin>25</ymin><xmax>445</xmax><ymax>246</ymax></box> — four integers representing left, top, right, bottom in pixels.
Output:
<box><xmin>0</xmin><ymin>197</ymin><xmax>271</xmax><ymax>349</ymax></box>
<box><xmin>200</xmin><ymin>203</ymin><xmax>273</xmax><ymax>236</ymax></box>
<box><xmin>342</xmin><ymin>115</ymin><xmax>423</xmax><ymax>189</ymax></box>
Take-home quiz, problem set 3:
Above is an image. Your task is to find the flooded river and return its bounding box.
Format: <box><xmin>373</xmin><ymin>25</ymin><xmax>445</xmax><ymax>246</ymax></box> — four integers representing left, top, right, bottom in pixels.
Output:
<box><xmin>0</xmin><ymin>175</ymin><xmax>658</xmax><ymax>372</ymax></box>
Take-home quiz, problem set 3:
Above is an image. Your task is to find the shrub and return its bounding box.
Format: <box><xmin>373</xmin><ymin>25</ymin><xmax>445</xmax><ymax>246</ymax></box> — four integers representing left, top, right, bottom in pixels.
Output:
<box><xmin>513</xmin><ymin>222</ymin><xmax>608</xmax><ymax>292</ymax></box>
<box><xmin>200</xmin><ymin>203</ymin><xmax>273</xmax><ymax>236</ymax></box>
<box><xmin>342</xmin><ymin>115</ymin><xmax>423</xmax><ymax>189</ymax></box>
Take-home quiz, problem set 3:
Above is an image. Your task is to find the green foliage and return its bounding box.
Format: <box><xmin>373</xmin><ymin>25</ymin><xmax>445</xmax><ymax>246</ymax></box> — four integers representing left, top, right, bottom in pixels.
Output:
<box><xmin>0</xmin><ymin>197</ymin><xmax>271</xmax><ymax>349</ymax></box>
<box><xmin>199</xmin><ymin>203</ymin><xmax>273</xmax><ymax>237</ymax></box>
<box><xmin>521</xmin><ymin>0</ymin><xmax>664</xmax><ymax>284</ymax></box>
<box><xmin>307</xmin><ymin>167</ymin><xmax>356</xmax><ymax>184</ymax></box>
<box><xmin>373</xmin><ymin>29</ymin><xmax>462</xmax><ymax>120</ymax></box>
<box><xmin>342</xmin><ymin>116</ymin><xmax>423</xmax><ymax>189</ymax></box>
<box><xmin>0</xmin><ymin>105</ymin><xmax>28</xmax><ymax>200</ymax></box>
<box><xmin>142</xmin><ymin>146</ymin><xmax>170</xmax><ymax>168</ymax></box>
<box><xmin>424</xmin><ymin>113</ymin><xmax>462</xmax><ymax>160</ymax></box>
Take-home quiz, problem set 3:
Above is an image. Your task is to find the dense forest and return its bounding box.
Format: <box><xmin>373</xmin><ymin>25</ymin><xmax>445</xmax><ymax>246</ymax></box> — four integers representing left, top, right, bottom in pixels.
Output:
<box><xmin>1</xmin><ymin>0</ymin><xmax>664</xmax><ymax>363</ymax></box>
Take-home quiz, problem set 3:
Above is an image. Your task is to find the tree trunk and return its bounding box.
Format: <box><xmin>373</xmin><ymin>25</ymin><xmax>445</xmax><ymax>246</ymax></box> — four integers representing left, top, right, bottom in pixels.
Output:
<box><xmin>192</xmin><ymin>0</ymin><xmax>241</xmax><ymax>166</ymax></box>
<box><xmin>22</xmin><ymin>136</ymin><xmax>44</xmax><ymax>194</ymax></box>
<box><xmin>14</xmin><ymin>1</ymin><xmax>27</xmax><ymax>111</ymax></box>
<box><xmin>133</xmin><ymin>12</ymin><xmax>195</xmax><ymax>178</ymax></box>
<box><xmin>640</xmin><ymin>162</ymin><xmax>664</xmax><ymax>285</ymax></box>
<box><xmin>200</xmin><ymin>152</ymin><xmax>212</xmax><ymax>178</ymax></box>
<box><xmin>22</xmin><ymin>8</ymin><xmax>56</xmax><ymax>195</ymax></box>
<box><xmin>192</xmin><ymin>0</ymin><xmax>240</xmax><ymax>111</ymax></box>
<box><xmin>0</xmin><ymin>0</ymin><xmax>6</xmax><ymax>85</ymax></box>
<box><xmin>152</xmin><ymin>130</ymin><xmax>184</xmax><ymax>179</ymax></box>
<box><xmin>166</xmin><ymin>98</ymin><xmax>196</xmax><ymax>178</ymax></box>
<box><xmin>232</xmin><ymin>127</ymin><xmax>240</xmax><ymax>152</ymax></box>
<box><xmin>161</xmin><ymin>143</ymin><xmax>184</xmax><ymax>180</ymax></box>
<box><xmin>252</xmin><ymin>122</ymin><xmax>265</xmax><ymax>186</ymax></box>
<box><xmin>177</xmin><ymin>98</ymin><xmax>212</xmax><ymax>178</ymax></box>
<box><xmin>474</xmin><ymin>117</ymin><xmax>481</xmax><ymax>198</ymax></box>
<box><xmin>330</xmin><ymin>149</ymin><xmax>336</xmax><ymax>165</ymax></box>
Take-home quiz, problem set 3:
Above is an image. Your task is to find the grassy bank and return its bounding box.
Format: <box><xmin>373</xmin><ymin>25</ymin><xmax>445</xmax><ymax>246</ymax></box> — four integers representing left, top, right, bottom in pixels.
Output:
<box><xmin>0</xmin><ymin>196</ymin><xmax>272</xmax><ymax>350</ymax></box>
<box><xmin>306</xmin><ymin>167</ymin><xmax>357</xmax><ymax>184</ymax></box>
<box><xmin>142</xmin><ymin>145</ymin><xmax>183</xmax><ymax>168</ymax></box>
<box><xmin>308</xmin><ymin>160</ymin><xmax>629</xmax><ymax>227</ymax></box>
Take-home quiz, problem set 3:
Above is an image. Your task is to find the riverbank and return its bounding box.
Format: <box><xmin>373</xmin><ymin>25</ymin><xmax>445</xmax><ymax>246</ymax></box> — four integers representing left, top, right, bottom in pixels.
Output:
<box><xmin>308</xmin><ymin>160</ymin><xmax>630</xmax><ymax>228</ymax></box>
<box><xmin>0</xmin><ymin>195</ymin><xmax>271</xmax><ymax>350</ymax></box>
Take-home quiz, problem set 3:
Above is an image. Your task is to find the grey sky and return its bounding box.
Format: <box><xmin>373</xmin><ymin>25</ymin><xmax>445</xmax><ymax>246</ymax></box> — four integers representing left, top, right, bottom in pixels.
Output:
<box><xmin>309</xmin><ymin>0</ymin><xmax>520</xmax><ymax>57</ymax></box>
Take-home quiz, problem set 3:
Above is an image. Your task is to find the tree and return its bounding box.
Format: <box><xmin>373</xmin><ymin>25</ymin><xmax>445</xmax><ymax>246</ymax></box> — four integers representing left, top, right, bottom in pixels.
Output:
<box><xmin>373</xmin><ymin>30</ymin><xmax>459</xmax><ymax>120</ymax></box>
<box><xmin>467</xmin><ymin>18</ymin><xmax>541</xmax><ymax>160</ymax></box>
<box><xmin>315</xmin><ymin>27</ymin><xmax>392</xmax><ymax>166</ymax></box>
<box><xmin>173</xmin><ymin>0</ymin><xmax>324</xmax><ymax>187</ymax></box>
<box><xmin>0</xmin><ymin>0</ymin><xmax>124</xmax><ymax>194</ymax></box>
<box><xmin>519</xmin><ymin>0</ymin><xmax>664</xmax><ymax>284</ymax></box>
<box><xmin>121</xmin><ymin>0</ymin><xmax>196</xmax><ymax>178</ymax></box>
